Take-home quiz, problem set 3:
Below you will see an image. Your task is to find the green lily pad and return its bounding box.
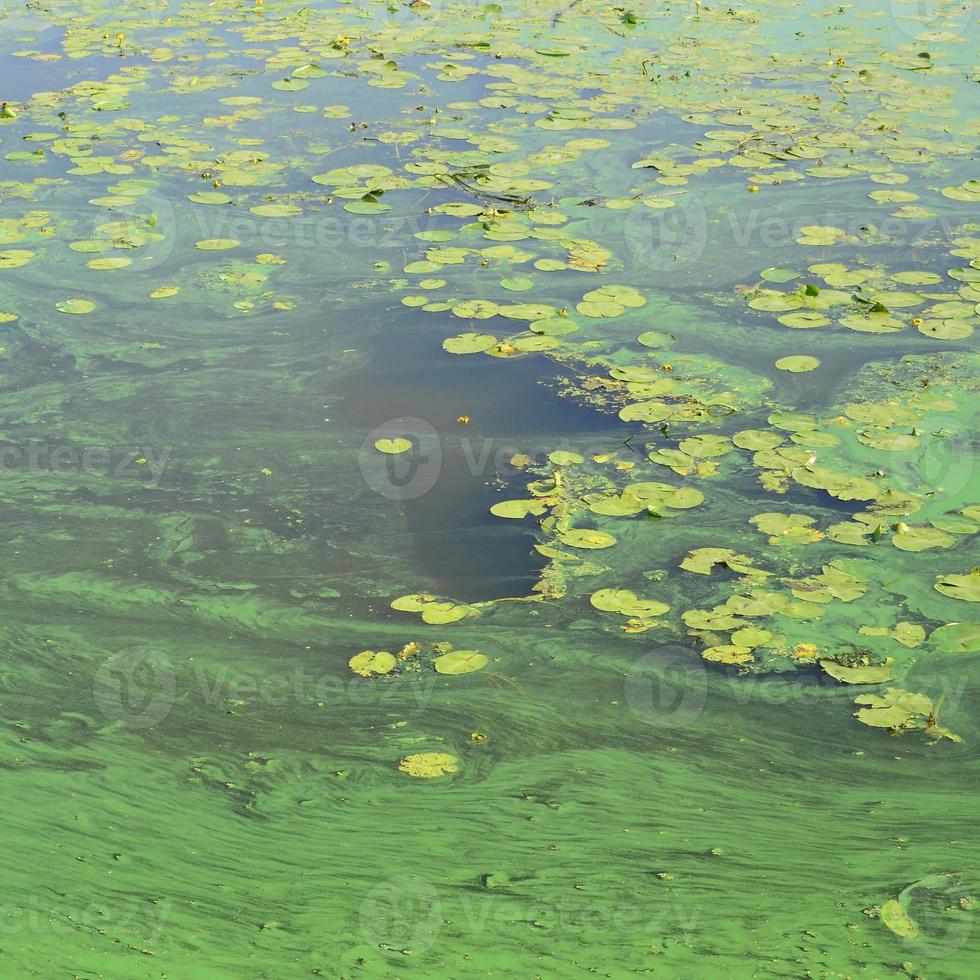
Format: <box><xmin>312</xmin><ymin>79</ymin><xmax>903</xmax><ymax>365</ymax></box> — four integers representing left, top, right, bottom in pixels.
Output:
<box><xmin>443</xmin><ymin>332</ymin><xmax>497</xmax><ymax>354</ymax></box>
<box><xmin>490</xmin><ymin>499</ymin><xmax>549</xmax><ymax>519</ymax></box>
<box><xmin>434</xmin><ymin>650</ymin><xmax>488</xmax><ymax>675</ymax></box>
<box><xmin>250</xmin><ymin>204</ymin><xmax>303</xmax><ymax>218</ymax></box>
<box><xmin>760</xmin><ymin>267</ymin><xmax>800</xmax><ymax>283</ymax></box>
<box><xmin>590</xmin><ymin>589</ymin><xmax>669</xmax><ymax>618</ymax></box>
<box><xmin>930</xmin><ymin>622</ymin><xmax>980</xmax><ymax>653</ymax></box>
<box><xmin>452</xmin><ymin>300</ymin><xmax>500</xmax><ymax>320</ymax></box>
<box><xmin>820</xmin><ymin>660</ymin><xmax>893</xmax><ymax>684</ymax></box>
<box><xmin>56</xmin><ymin>298</ymin><xmax>95</xmax><ymax>314</ymax></box>
<box><xmin>892</xmin><ymin>525</ymin><xmax>955</xmax><ymax>552</ymax></box>
<box><xmin>879</xmin><ymin>900</ymin><xmax>918</xmax><ymax>940</ymax></box>
<box><xmin>935</xmin><ymin>570</ymin><xmax>980</xmax><ymax>602</ymax></box>
<box><xmin>375</xmin><ymin>437</ymin><xmax>413</xmax><ymax>455</ymax></box>
<box><xmin>399</xmin><ymin>752</ymin><xmax>459</xmax><ymax>778</ymax></box>
<box><xmin>778</xmin><ymin>311</ymin><xmax>830</xmax><ymax>329</ymax></box>
<box><xmin>0</xmin><ymin>249</ymin><xmax>35</xmax><ymax>269</ymax></box>
<box><xmin>775</xmin><ymin>355</ymin><xmax>820</xmax><ymax>373</ymax></box>
<box><xmin>559</xmin><ymin>529</ymin><xmax>617</xmax><ymax>550</ymax></box>
<box><xmin>348</xmin><ymin>650</ymin><xmax>397</xmax><ymax>677</ymax></box>
<box><xmin>188</xmin><ymin>191</ymin><xmax>232</xmax><ymax>204</ymax></box>
<box><xmin>195</xmin><ymin>238</ymin><xmax>240</xmax><ymax>250</ymax></box>
<box><xmin>637</xmin><ymin>330</ymin><xmax>675</xmax><ymax>349</ymax></box>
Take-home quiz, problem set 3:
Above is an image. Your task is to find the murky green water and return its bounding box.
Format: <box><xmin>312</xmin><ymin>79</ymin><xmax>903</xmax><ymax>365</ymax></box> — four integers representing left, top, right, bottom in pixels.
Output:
<box><xmin>1</xmin><ymin>1</ymin><xmax>979</xmax><ymax>976</ymax></box>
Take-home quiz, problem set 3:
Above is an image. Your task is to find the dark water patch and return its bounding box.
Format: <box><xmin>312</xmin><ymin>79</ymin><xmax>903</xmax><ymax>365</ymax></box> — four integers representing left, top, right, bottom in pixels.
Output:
<box><xmin>335</xmin><ymin>317</ymin><xmax>622</xmax><ymax>601</ymax></box>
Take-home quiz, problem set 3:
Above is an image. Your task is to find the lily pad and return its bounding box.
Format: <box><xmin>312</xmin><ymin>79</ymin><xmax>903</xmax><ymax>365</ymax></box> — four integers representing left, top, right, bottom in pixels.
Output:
<box><xmin>56</xmin><ymin>299</ymin><xmax>95</xmax><ymax>315</ymax></box>
<box><xmin>935</xmin><ymin>570</ymin><xmax>980</xmax><ymax>602</ymax></box>
<box><xmin>375</xmin><ymin>437</ymin><xmax>413</xmax><ymax>455</ymax></box>
<box><xmin>930</xmin><ymin>622</ymin><xmax>980</xmax><ymax>653</ymax></box>
<box><xmin>399</xmin><ymin>752</ymin><xmax>459</xmax><ymax>778</ymax></box>
<box><xmin>443</xmin><ymin>332</ymin><xmax>497</xmax><ymax>354</ymax></box>
<box><xmin>434</xmin><ymin>650</ymin><xmax>488</xmax><ymax>675</ymax></box>
<box><xmin>348</xmin><ymin>650</ymin><xmax>396</xmax><ymax>677</ymax></box>
<box><xmin>820</xmin><ymin>660</ymin><xmax>893</xmax><ymax>684</ymax></box>
<box><xmin>195</xmin><ymin>239</ymin><xmax>240</xmax><ymax>250</ymax></box>
<box><xmin>775</xmin><ymin>355</ymin><xmax>820</xmax><ymax>373</ymax></box>
<box><xmin>559</xmin><ymin>529</ymin><xmax>617</xmax><ymax>550</ymax></box>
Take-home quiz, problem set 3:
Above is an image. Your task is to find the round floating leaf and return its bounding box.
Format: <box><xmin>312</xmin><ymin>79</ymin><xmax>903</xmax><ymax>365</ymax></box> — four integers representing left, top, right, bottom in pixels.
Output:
<box><xmin>761</xmin><ymin>267</ymin><xmax>800</xmax><ymax>283</ymax></box>
<box><xmin>434</xmin><ymin>650</ymin><xmax>488</xmax><ymax>675</ymax></box>
<box><xmin>917</xmin><ymin>319</ymin><xmax>973</xmax><ymax>340</ymax></box>
<box><xmin>87</xmin><ymin>256</ymin><xmax>132</xmax><ymax>270</ymax></box>
<box><xmin>730</xmin><ymin>627</ymin><xmax>773</xmax><ymax>648</ymax></box>
<box><xmin>733</xmin><ymin>429</ymin><xmax>784</xmax><ymax>451</ymax></box>
<box><xmin>892</xmin><ymin>271</ymin><xmax>942</xmax><ymax>285</ymax></box>
<box><xmin>375</xmin><ymin>437</ymin><xmax>413</xmax><ymax>455</ymax></box>
<box><xmin>418</xmin><ymin>601</ymin><xmax>476</xmax><ymax>625</ymax></box>
<box><xmin>511</xmin><ymin>334</ymin><xmax>559</xmax><ymax>352</ymax></box>
<box><xmin>188</xmin><ymin>191</ymin><xmax>232</xmax><ymax>204</ymax></box>
<box><xmin>452</xmin><ymin>299</ymin><xmax>499</xmax><ymax>320</ymax></box>
<box><xmin>490</xmin><ymin>499</ymin><xmax>548</xmax><ymax>519</ymax></box>
<box><xmin>548</xmin><ymin>451</ymin><xmax>583</xmax><ymax>466</ymax></box>
<box><xmin>778</xmin><ymin>311</ymin><xmax>830</xmax><ymax>329</ymax></box>
<box><xmin>637</xmin><ymin>330</ymin><xmax>675</xmax><ymax>349</ymax></box>
<box><xmin>935</xmin><ymin>570</ymin><xmax>980</xmax><ymax>602</ymax></box>
<box><xmin>559</xmin><ymin>529</ymin><xmax>617</xmax><ymax>550</ymax></box>
<box><xmin>820</xmin><ymin>660</ymin><xmax>893</xmax><ymax>684</ymax></box>
<box><xmin>892</xmin><ymin>526</ymin><xmax>955</xmax><ymax>552</ymax></box>
<box><xmin>590</xmin><ymin>589</ymin><xmax>669</xmax><ymax>617</ymax></box>
<box><xmin>930</xmin><ymin>622</ymin><xmax>980</xmax><ymax>653</ymax></box>
<box><xmin>0</xmin><ymin>249</ymin><xmax>35</xmax><ymax>269</ymax></box>
<box><xmin>443</xmin><ymin>332</ymin><xmax>497</xmax><ymax>354</ymax></box>
<box><xmin>749</xmin><ymin>291</ymin><xmax>805</xmax><ymax>312</ymax></box>
<box><xmin>880</xmin><ymin>900</ymin><xmax>918</xmax><ymax>940</ymax></box>
<box><xmin>250</xmin><ymin>203</ymin><xmax>302</xmax><ymax>217</ymax></box>
<box><xmin>498</xmin><ymin>303</ymin><xmax>558</xmax><ymax>321</ymax></box>
<box><xmin>69</xmin><ymin>240</ymin><xmax>113</xmax><ymax>253</ymax></box>
<box><xmin>775</xmin><ymin>355</ymin><xmax>820</xmax><ymax>373</ymax></box>
<box><xmin>588</xmin><ymin>494</ymin><xmax>646</xmax><ymax>517</ymax></box>
<box><xmin>399</xmin><ymin>752</ymin><xmax>459</xmax><ymax>778</ymax></box>
<box><xmin>857</xmin><ymin>432</ymin><xmax>919</xmax><ymax>452</ymax></box>
<box><xmin>840</xmin><ymin>313</ymin><xmax>904</xmax><ymax>334</ymax></box>
<box><xmin>531</xmin><ymin>317</ymin><xmax>579</xmax><ymax>336</ymax></box>
<box><xmin>702</xmin><ymin>645</ymin><xmax>754</xmax><ymax>665</ymax></box>
<box><xmin>678</xmin><ymin>434</ymin><xmax>732</xmax><ymax>458</ymax></box>
<box><xmin>433</xmin><ymin>202</ymin><xmax>485</xmax><ymax>217</ymax></box>
<box><xmin>391</xmin><ymin>594</ymin><xmax>437</xmax><ymax>612</ymax></box>
<box><xmin>349</xmin><ymin>650</ymin><xmax>396</xmax><ymax>677</ymax></box>
<box><xmin>195</xmin><ymin>238</ymin><xmax>240</xmax><ymax>250</ymax></box>
<box><xmin>56</xmin><ymin>298</ymin><xmax>95</xmax><ymax>314</ymax></box>
<box><xmin>344</xmin><ymin>200</ymin><xmax>392</xmax><ymax>215</ymax></box>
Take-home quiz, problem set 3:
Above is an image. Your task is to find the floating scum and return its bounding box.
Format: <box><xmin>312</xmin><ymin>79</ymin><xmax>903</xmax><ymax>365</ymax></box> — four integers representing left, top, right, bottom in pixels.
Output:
<box><xmin>1</xmin><ymin>0</ymin><xmax>979</xmax><ymax>975</ymax></box>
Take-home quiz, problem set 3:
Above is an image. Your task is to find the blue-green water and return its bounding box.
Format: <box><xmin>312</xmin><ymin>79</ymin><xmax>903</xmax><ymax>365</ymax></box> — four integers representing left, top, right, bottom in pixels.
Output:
<box><xmin>1</xmin><ymin>1</ymin><xmax>979</xmax><ymax>976</ymax></box>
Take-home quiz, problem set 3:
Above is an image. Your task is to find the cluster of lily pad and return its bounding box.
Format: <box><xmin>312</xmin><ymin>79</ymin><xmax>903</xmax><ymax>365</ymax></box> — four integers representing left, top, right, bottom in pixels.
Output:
<box><xmin>349</xmin><ymin>638</ymin><xmax>488</xmax><ymax>680</ymax></box>
<box><xmin>2</xmin><ymin>0</ymin><xmax>978</xmax><ymax>754</ymax></box>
